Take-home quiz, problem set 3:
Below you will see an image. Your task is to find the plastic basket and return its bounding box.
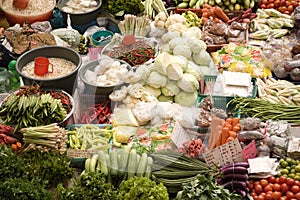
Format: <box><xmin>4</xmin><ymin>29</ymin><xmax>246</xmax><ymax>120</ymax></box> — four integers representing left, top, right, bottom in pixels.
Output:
<box><xmin>66</xmin><ymin>124</ymin><xmax>112</xmax><ymax>169</ymax></box>
<box><xmin>198</xmin><ymin>75</ymin><xmax>257</xmax><ymax>112</ymax></box>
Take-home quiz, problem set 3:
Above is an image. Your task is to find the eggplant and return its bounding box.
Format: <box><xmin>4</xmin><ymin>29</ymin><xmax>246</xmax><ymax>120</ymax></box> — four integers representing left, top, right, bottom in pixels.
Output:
<box><xmin>221</xmin><ymin>166</ymin><xmax>248</xmax><ymax>175</ymax></box>
<box><xmin>223</xmin><ymin>180</ymin><xmax>248</xmax><ymax>191</ymax></box>
<box><xmin>235</xmin><ymin>188</ymin><xmax>247</xmax><ymax>197</ymax></box>
<box><xmin>220</xmin><ymin>162</ymin><xmax>249</xmax><ymax>171</ymax></box>
<box><xmin>221</xmin><ymin>173</ymin><xmax>248</xmax><ymax>184</ymax></box>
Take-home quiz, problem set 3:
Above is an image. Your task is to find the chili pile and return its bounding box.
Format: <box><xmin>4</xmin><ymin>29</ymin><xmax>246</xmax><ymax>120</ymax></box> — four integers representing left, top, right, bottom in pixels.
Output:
<box><xmin>108</xmin><ymin>39</ymin><xmax>156</xmax><ymax>66</ymax></box>
<box><xmin>80</xmin><ymin>100</ymin><xmax>112</xmax><ymax>124</ymax></box>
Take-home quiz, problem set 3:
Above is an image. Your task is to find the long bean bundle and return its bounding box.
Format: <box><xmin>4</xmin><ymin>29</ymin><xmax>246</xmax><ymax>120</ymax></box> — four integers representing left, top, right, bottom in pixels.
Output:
<box><xmin>228</xmin><ymin>97</ymin><xmax>300</xmax><ymax>124</ymax></box>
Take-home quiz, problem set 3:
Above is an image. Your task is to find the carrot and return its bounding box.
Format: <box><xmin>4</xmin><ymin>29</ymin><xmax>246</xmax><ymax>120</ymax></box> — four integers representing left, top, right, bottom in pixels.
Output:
<box><xmin>226</xmin><ymin>136</ymin><xmax>235</xmax><ymax>143</ymax></box>
<box><xmin>214</xmin><ymin>6</ymin><xmax>230</xmax><ymax>23</ymax></box>
<box><xmin>232</xmin><ymin>118</ymin><xmax>240</xmax><ymax>126</ymax></box>
<box><xmin>202</xmin><ymin>12</ymin><xmax>209</xmax><ymax>18</ymax></box>
<box><xmin>201</xmin><ymin>17</ymin><xmax>209</xmax><ymax>24</ymax></box>
<box><xmin>215</xmin><ymin>131</ymin><xmax>222</xmax><ymax>148</ymax></box>
<box><xmin>214</xmin><ymin>18</ymin><xmax>221</xmax><ymax>23</ymax></box>
<box><xmin>229</xmin><ymin>131</ymin><xmax>237</xmax><ymax>139</ymax></box>
<box><xmin>16</xmin><ymin>142</ymin><xmax>22</xmax><ymax>148</ymax></box>
<box><xmin>202</xmin><ymin>8</ymin><xmax>208</xmax><ymax>13</ymax></box>
<box><xmin>207</xmin><ymin>8</ymin><xmax>217</xmax><ymax>19</ymax></box>
<box><xmin>221</xmin><ymin>127</ymin><xmax>229</xmax><ymax>145</ymax></box>
<box><xmin>225</xmin><ymin>118</ymin><xmax>233</xmax><ymax>125</ymax></box>
<box><xmin>232</xmin><ymin>125</ymin><xmax>241</xmax><ymax>132</ymax></box>
<box><xmin>224</xmin><ymin>122</ymin><xmax>232</xmax><ymax>131</ymax></box>
<box><xmin>203</xmin><ymin>3</ymin><xmax>212</xmax><ymax>9</ymax></box>
<box><xmin>11</xmin><ymin>143</ymin><xmax>17</xmax><ymax>152</ymax></box>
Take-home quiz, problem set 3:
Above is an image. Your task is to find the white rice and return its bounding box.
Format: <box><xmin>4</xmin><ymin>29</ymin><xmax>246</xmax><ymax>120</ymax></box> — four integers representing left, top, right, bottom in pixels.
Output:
<box><xmin>2</xmin><ymin>0</ymin><xmax>55</xmax><ymax>15</ymax></box>
<box><xmin>21</xmin><ymin>57</ymin><xmax>77</xmax><ymax>79</ymax></box>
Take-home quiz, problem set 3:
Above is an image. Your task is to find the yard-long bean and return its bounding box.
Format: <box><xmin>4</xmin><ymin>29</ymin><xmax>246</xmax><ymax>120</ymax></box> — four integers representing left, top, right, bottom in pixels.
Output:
<box><xmin>228</xmin><ymin>97</ymin><xmax>300</xmax><ymax>124</ymax></box>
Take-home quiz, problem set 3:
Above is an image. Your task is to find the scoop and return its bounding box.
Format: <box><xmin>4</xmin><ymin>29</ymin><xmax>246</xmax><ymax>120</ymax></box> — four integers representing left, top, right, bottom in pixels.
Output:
<box><xmin>13</xmin><ymin>0</ymin><xmax>29</xmax><ymax>9</ymax></box>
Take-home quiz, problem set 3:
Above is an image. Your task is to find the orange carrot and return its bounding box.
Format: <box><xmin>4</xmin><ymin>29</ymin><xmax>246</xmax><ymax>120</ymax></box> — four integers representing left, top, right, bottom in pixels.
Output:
<box><xmin>225</xmin><ymin>118</ymin><xmax>233</xmax><ymax>125</ymax></box>
<box><xmin>214</xmin><ymin>6</ymin><xmax>230</xmax><ymax>23</ymax></box>
<box><xmin>229</xmin><ymin>131</ymin><xmax>237</xmax><ymax>139</ymax></box>
<box><xmin>16</xmin><ymin>142</ymin><xmax>22</xmax><ymax>148</ymax></box>
<box><xmin>215</xmin><ymin>131</ymin><xmax>222</xmax><ymax>147</ymax></box>
<box><xmin>207</xmin><ymin>8</ymin><xmax>217</xmax><ymax>19</ymax></box>
<box><xmin>226</xmin><ymin>136</ymin><xmax>235</xmax><ymax>143</ymax></box>
<box><xmin>214</xmin><ymin>18</ymin><xmax>221</xmax><ymax>23</ymax></box>
<box><xmin>11</xmin><ymin>144</ymin><xmax>17</xmax><ymax>152</ymax></box>
<box><xmin>202</xmin><ymin>12</ymin><xmax>209</xmax><ymax>18</ymax></box>
<box><xmin>232</xmin><ymin>125</ymin><xmax>241</xmax><ymax>132</ymax></box>
<box><xmin>203</xmin><ymin>3</ymin><xmax>212</xmax><ymax>9</ymax></box>
<box><xmin>201</xmin><ymin>17</ymin><xmax>209</xmax><ymax>24</ymax></box>
<box><xmin>221</xmin><ymin>127</ymin><xmax>229</xmax><ymax>144</ymax></box>
<box><xmin>232</xmin><ymin>118</ymin><xmax>240</xmax><ymax>126</ymax></box>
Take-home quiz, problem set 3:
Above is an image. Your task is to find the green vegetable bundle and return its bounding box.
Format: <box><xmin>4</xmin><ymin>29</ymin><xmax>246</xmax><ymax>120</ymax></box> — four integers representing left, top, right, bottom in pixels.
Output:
<box><xmin>102</xmin><ymin>0</ymin><xmax>144</xmax><ymax>17</ymax></box>
<box><xmin>0</xmin><ymin>93</ymin><xmax>67</xmax><ymax>130</ymax></box>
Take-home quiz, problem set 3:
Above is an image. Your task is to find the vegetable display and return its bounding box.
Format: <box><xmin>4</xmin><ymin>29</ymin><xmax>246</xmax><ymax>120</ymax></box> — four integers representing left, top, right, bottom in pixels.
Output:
<box><xmin>79</xmin><ymin>100</ymin><xmax>112</xmax><ymax>124</ymax></box>
<box><xmin>258</xmin><ymin>0</ymin><xmax>300</xmax><ymax>15</ymax></box>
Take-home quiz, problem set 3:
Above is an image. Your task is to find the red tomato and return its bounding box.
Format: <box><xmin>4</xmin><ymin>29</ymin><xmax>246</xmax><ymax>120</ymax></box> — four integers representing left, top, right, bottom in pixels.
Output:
<box><xmin>284</xmin><ymin>10</ymin><xmax>291</xmax><ymax>15</ymax></box>
<box><xmin>264</xmin><ymin>185</ymin><xmax>273</xmax><ymax>192</ymax></box>
<box><xmin>280</xmin><ymin>0</ymin><xmax>286</xmax><ymax>6</ymax></box>
<box><xmin>268</xmin><ymin>176</ymin><xmax>276</xmax><ymax>184</ymax></box>
<box><xmin>294</xmin><ymin>192</ymin><xmax>300</xmax><ymax>200</ymax></box>
<box><xmin>287</xmin><ymin>191</ymin><xmax>295</xmax><ymax>200</ymax></box>
<box><xmin>261</xmin><ymin>3</ymin><xmax>267</xmax><ymax>8</ymax></box>
<box><xmin>291</xmin><ymin>185</ymin><xmax>300</xmax><ymax>194</ymax></box>
<box><xmin>269</xmin><ymin>0</ymin><xmax>275</xmax><ymax>2</ymax></box>
<box><xmin>267</xmin><ymin>3</ymin><xmax>275</xmax><ymax>8</ymax></box>
<box><xmin>255</xmin><ymin>181</ymin><xmax>261</xmax><ymax>186</ymax></box>
<box><xmin>274</xmin><ymin>0</ymin><xmax>281</xmax><ymax>7</ymax></box>
<box><xmin>261</xmin><ymin>179</ymin><xmax>269</xmax><ymax>187</ymax></box>
<box><xmin>255</xmin><ymin>184</ymin><xmax>264</xmax><ymax>194</ymax></box>
<box><xmin>286</xmin><ymin>1</ymin><xmax>291</xmax><ymax>6</ymax></box>
<box><xmin>273</xmin><ymin>183</ymin><xmax>282</xmax><ymax>192</ymax></box>
<box><xmin>265</xmin><ymin>193</ymin><xmax>273</xmax><ymax>200</ymax></box>
<box><xmin>288</xmin><ymin>5</ymin><xmax>294</xmax><ymax>12</ymax></box>
<box><xmin>257</xmin><ymin>195</ymin><xmax>265</xmax><ymax>200</ymax></box>
<box><xmin>249</xmin><ymin>182</ymin><xmax>254</xmax><ymax>191</ymax></box>
<box><xmin>295</xmin><ymin>181</ymin><xmax>300</xmax><ymax>187</ymax></box>
<box><xmin>281</xmin><ymin>183</ymin><xmax>289</xmax><ymax>194</ymax></box>
<box><xmin>293</xmin><ymin>1</ymin><xmax>299</xmax><ymax>8</ymax></box>
<box><xmin>272</xmin><ymin>191</ymin><xmax>282</xmax><ymax>200</ymax></box>
<box><xmin>275</xmin><ymin>178</ymin><xmax>280</xmax><ymax>183</ymax></box>
<box><xmin>280</xmin><ymin>176</ymin><xmax>287</xmax><ymax>184</ymax></box>
<box><xmin>251</xmin><ymin>191</ymin><xmax>258</xmax><ymax>197</ymax></box>
<box><xmin>279</xmin><ymin>6</ymin><xmax>288</xmax><ymax>12</ymax></box>
<box><xmin>287</xmin><ymin>178</ymin><xmax>296</xmax><ymax>187</ymax></box>
<box><xmin>262</xmin><ymin>0</ymin><xmax>268</xmax><ymax>4</ymax></box>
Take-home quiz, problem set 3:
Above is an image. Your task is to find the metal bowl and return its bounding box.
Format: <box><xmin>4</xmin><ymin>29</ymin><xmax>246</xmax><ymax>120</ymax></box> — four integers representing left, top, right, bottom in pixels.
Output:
<box><xmin>78</xmin><ymin>58</ymin><xmax>131</xmax><ymax>95</ymax></box>
<box><xmin>15</xmin><ymin>46</ymin><xmax>82</xmax><ymax>95</ymax></box>
<box><xmin>57</xmin><ymin>0</ymin><xmax>102</xmax><ymax>25</ymax></box>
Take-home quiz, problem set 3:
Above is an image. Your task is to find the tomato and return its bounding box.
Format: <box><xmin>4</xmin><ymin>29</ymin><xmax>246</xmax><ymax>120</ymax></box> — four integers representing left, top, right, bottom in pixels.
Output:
<box><xmin>288</xmin><ymin>5</ymin><xmax>294</xmax><ymax>12</ymax></box>
<box><xmin>287</xmin><ymin>178</ymin><xmax>296</xmax><ymax>187</ymax></box>
<box><xmin>249</xmin><ymin>182</ymin><xmax>254</xmax><ymax>191</ymax></box>
<box><xmin>295</xmin><ymin>181</ymin><xmax>300</xmax><ymax>187</ymax></box>
<box><xmin>284</xmin><ymin>10</ymin><xmax>291</xmax><ymax>15</ymax></box>
<box><xmin>255</xmin><ymin>184</ymin><xmax>264</xmax><ymax>194</ymax></box>
<box><xmin>257</xmin><ymin>195</ymin><xmax>265</xmax><ymax>200</ymax></box>
<box><xmin>281</xmin><ymin>183</ymin><xmax>289</xmax><ymax>194</ymax></box>
<box><xmin>251</xmin><ymin>191</ymin><xmax>258</xmax><ymax>197</ymax></box>
<box><xmin>272</xmin><ymin>191</ymin><xmax>282</xmax><ymax>200</ymax></box>
<box><xmin>294</xmin><ymin>192</ymin><xmax>300</xmax><ymax>200</ymax></box>
<box><xmin>275</xmin><ymin>178</ymin><xmax>280</xmax><ymax>183</ymax></box>
<box><xmin>287</xmin><ymin>191</ymin><xmax>295</xmax><ymax>200</ymax></box>
<box><xmin>267</xmin><ymin>3</ymin><xmax>275</xmax><ymax>8</ymax></box>
<box><xmin>268</xmin><ymin>176</ymin><xmax>276</xmax><ymax>184</ymax></box>
<box><xmin>274</xmin><ymin>0</ymin><xmax>281</xmax><ymax>7</ymax></box>
<box><xmin>285</xmin><ymin>1</ymin><xmax>291</xmax><ymax>6</ymax></box>
<box><xmin>255</xmin><ymin>181</ymin><xmax>261</xmax><ymax>185</ymax></box>
<box><xmin>261</xmin><ymin>3</ymin><xmax>267</xmax><ymax>8</ymax></box>
<box><xmin>261</xmin><ymin>179</ymin><xmax>269</xmax><ymax>187</ymax></box>
<box><xmin>279</xmin><ymin>6</ymin><xmax>288</xmax><ymax>12</ymax></box>
<box><xmin>273</xmin><ymin>183</ymin><xmax>282</xmax><ymax>191</ymax></box>
<box><xmin>265</xmin><ymin>193</ymin><xmax>273</xmax><ymax>200</ymax></box>
<box><xmin>293</xmin><ymin>1</ymin><xmax>299</xmax><ymax>8</ymax></box>
<box><xmin>291</xmin><ymin>185</ymin><xmax>300</xmax><ymax>194</ymax></box>
<box><xmin>264</xmin><ymin>185</ymin><xmax>273</xmax><ymax>192</ymax></box>
<box><xmin>262</xmin><ymin>0</ymin><xmax>268</xmax><ymax>4</ymax></box>
<box><xmin>280</xmin><ymin>0</ymin><xmax>286</xmax><ymax>6</ymax></box>
<box><xmin>269</xmin><ymin>0</ymin><xmax>275</xmax><ymax>2</ymax></box>
<box><xmin>280</xmin><ymin>176</ymin><xmax>288</xmax><ymax>184</ymax></box>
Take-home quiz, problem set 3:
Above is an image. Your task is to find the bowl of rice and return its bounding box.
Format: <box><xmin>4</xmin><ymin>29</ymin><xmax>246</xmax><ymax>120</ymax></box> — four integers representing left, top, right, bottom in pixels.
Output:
<box><xmin>0</xmin><ymin>0</ymin><xmax>56</xmax><ymax>26</ymax></box>
<box><xmin>15</xmin><ymin>46</ymin><xmax>82</xmax><ymax>94</ymax></box>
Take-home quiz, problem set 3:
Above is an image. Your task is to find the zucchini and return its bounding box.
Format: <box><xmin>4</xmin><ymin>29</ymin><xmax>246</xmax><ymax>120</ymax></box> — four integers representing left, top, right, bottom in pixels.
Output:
<box><xmin>127</xmin><ymin>149</ymin><xmax>137</xmax><ymax>179</ymax></box>
<box><xmin>89</xmin><ymin>154</ymin><xmax>98</xmax><ymax>172</ymax></box>
<box><xmin>110</xmin><ymin>149</ymin><xmax>119</xmax><ymax>177</ymax></box>
<box><xmin>136</xmin><ymin>153</ymin><xmax>148</xmax><ymax>177</ymax></box>
<box><xmin>85</xmin><ymin>158</ymin><xmax>91</xmax><ymax>172</ymax></box>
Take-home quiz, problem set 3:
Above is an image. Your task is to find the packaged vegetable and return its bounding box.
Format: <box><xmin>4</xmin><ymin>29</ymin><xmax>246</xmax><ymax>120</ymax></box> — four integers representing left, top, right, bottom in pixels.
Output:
<box><xmin>237</xmin><ymin>130</ymin><xmax>265</xmax><ymax>142</ymax></box>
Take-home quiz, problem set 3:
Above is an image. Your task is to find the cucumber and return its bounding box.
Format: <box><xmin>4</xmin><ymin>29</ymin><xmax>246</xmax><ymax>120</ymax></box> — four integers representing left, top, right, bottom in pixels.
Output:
<box><xmin>145</xmin><ymin>157</ymin><xmax>153</xmax><ymax>178</ymax></box>
<box><xmin>98</xmin><ymin>151</ymin><xmax>108</xmax><ymax>176</ymax></box>
<box><xmin>105</xmin><ymin>154</ymin><xmax>112</xmax><ymax>183</ymax></box>
<box><xmin>85</xmin><ymin>158</ymin><xmax>91</xmax><ymax>172</ymax></box>
<box><xmin>127</xmin><ymin>149</ymin><xmax>137</xmax><ymax>179</ymax></box>
<box><xmin>110</xmin><ymin>149</ymin><xmax>119</xmax><ymax>177</ymax></box>
<box><xmin>189</xmin><ymin>0</ymin><xmax>197</xmax><ymax>7</ymax></box>
<box><xmin>118</xmin><ymin>147</ymin><xmax>130</xmax><ymax>178</ymax></box>
<box><xmin>177</xmin><ymin>2</ymin><xmax>188</xmax><ymax>8</ymax></box>
<box><xmin>89</xmin><ymin>154</ymin><xmax>98</xmax><ymax>172</ymax></box>
<box><xmin>136</xmin><ymin>153</ymin><xmax>148</xmax><ymax>177</ymax></box>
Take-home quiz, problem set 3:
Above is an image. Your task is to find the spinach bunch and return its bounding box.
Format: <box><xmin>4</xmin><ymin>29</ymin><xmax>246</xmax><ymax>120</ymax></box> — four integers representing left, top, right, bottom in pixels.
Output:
<box><xmin>57</xmin><ymin>172</ymin><xmax>118</xmax><ymax>200</ymax></box>
<box><xmin>102</xmin><ymin>0</ymin><xmax>144</xmax><ymax>17</ymax></box>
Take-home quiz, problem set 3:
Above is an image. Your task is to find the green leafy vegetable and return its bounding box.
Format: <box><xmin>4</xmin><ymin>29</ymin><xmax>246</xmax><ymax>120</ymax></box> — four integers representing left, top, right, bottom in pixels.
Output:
<box><xmin>102</xmin><ymin>0</ymin><xmax>144</xmax><ymax>17</ymax></box>
<box><xmin>176</xmin><ymin>174</ymin><xmax>241</xmax><ymax>200</ymax></box>
<box><xmin>57</xmin><ymin>172</ymin><xmax>118</xmax><ymax>200</ymax></box>
<box><xmin>118</xmin><ymin>176</ymin><xmax>169</xmax><ymax>200</ymax></box>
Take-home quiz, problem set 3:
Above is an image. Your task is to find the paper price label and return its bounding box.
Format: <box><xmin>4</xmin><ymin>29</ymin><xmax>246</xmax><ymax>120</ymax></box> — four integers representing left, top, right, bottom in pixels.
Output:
<box><xmin>242</xmin><ymin>140</ymin><xmax>257</xmax><ymax>161</ymax></box>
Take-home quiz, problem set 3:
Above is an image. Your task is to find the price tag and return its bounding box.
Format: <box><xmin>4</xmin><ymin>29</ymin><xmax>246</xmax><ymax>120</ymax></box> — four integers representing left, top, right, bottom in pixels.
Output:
<box><xmin>242</xmin><ymin>140</ymin><xmax>257</xmax><ymax>161</ymax></box>
<box><xmin>171</xmin><ymin>122</ymin><xmax>191</xmax><ymax>148</ymax></box>
<box><xmin>202</xmin><ymin>138</ymin><xmax>244</xmax><ymax>167</ymax></box>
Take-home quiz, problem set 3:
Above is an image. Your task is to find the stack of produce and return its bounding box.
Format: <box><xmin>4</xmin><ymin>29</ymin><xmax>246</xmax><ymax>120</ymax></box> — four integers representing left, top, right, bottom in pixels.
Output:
<box><xmin>84</xmin><ymin>148</ymin><xmax>153</xmax><ymax>187</ymax></box>
<box><xmin>257</xmin><ymin>0</ymin><xmax>300</xmax><ymax>15</ymax></box>
<box><xmin>249</xmin><ymin>8</ymin><xmax>294</xmax><ymax>40</ymax></box>
<box><xmin>150</xmin><ymin>151</ymin><xmax>216</xmax><ymax>193</ymax></box>
<box><xmin>118</xmin><ymin>14</ymin><xmax>151</xmax><ymax>37</ymax></box>
<box><xmin>217</xmin><ymin>162</ymin><xmax>250</xmax><ymax>197</ymax></box>
<box><xmin>178</xmin><ymin>138</ymin><xmax>207</xmax><ymax>158</ymax></box>
<box><xmin>67</xmin><ymin>124</ymin><xmax>112</xmax><ymax>151</ymax></box>
<box><xmin>257</xmin><ymin>77</ymin><xmax>300</xmax><ymax>105</ymax></box>
<box><xmin>277</xmin><ymin>157</ymin><xmax>300</xmax><ymax>180</ymax></box>
<box><xmin>175</xmin><ymin>0</ymin><xmax>255</xmax><ymax>11</ymax></box>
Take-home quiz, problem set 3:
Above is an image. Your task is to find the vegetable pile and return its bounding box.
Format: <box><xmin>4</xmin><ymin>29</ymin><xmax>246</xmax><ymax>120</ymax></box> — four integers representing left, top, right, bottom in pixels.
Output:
<box><xmin>79</xmin><ymin>100</ymin><xmax>112</xmax><ymax>124</ymax></box>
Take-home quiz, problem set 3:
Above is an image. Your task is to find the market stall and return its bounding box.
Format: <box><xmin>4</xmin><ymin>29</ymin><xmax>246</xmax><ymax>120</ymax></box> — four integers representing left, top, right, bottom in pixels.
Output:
<box><xmin>1</xmin><ymin>0</ymin><xmax>300</xmax><ymax>199</ymax></box>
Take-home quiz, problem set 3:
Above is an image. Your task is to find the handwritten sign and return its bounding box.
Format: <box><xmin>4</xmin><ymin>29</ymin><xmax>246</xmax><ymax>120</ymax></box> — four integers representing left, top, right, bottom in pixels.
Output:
<box><xmin>171</xmin><ymin>122</ymin><xmax>191</xmax><ymax>148</ymax></box>
<box><xmin>242</xmin><ymin>140</ymin><xmax>257</xmax><ymax>161</ymax></box>
<box><xmin>67</xmin><ymin>149</ymin><xmax>101</xmax><ymax>158</ymax></box>
<box><xmin>203</xmin><ymin>138</ymin><xmax>244</xmax><ymax>167</ymax></box>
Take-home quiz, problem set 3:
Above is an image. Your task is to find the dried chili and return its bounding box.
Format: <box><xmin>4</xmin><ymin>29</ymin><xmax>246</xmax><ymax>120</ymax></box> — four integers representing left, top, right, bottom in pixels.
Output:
<box><xmin>80</xmin><ymin>100</ymin><xmax>112</xmax><ymax>124</ymax></box>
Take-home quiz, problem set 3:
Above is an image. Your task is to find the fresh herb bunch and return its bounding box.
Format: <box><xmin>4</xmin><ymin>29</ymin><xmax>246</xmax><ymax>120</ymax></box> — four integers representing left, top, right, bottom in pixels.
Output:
<box><xmin>0</xmin><ymin>145</ymin><xmax>74</xmax><ymax>188</ymax></box>
<box><xmin>176</xmin><ymin>174</ymin><xmax>241</xmax><ymax>200</ymax></box>
<box><xmin>57</xmin><ymin>172</ymin><xmax>118</xmax><ymax>200</ymax></box>
<box><xmin>0</xmin><ymin>177</ymin><xmax>54</xmax><ymax>200</ymax></box>
<box><xmin>117</xmin><ymin>176</ymin><xmax>169</xmax><ymax>200</ymax></box>
<box><xmin>102</xmin><ymin>0</ymin><xmax>144</xmax><ymax>17</ymax></box>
